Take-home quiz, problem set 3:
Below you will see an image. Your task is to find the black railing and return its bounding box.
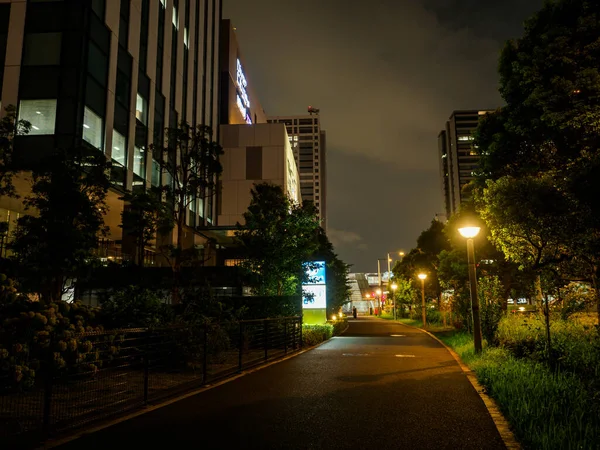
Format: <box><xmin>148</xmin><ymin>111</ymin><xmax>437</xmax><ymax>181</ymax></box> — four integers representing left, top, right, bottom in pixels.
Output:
<box><xmin>0</xmin><ymin>316</ymin><xmax>301</xmax><ymax>446</ymax></box>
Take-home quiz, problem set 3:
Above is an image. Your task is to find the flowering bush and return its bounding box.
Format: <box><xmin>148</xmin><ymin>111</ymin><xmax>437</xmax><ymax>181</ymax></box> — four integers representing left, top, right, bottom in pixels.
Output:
<box><xmin>0</xmin><ymin>292</ymin><xmax>105</xmax><ymax>392</ymax></box>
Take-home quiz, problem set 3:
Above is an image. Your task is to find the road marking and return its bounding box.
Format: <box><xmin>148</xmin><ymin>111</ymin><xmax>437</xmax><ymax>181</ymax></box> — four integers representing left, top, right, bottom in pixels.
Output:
<box><xmin>390</xmin><ymin>334</ymin><xmax>406</xmax><ymax>337</ymax></box>
<box><xmin>342</xmin><ymin>353</ymin><xmax>369</xmax><ymax>356</ymax></box>
<box><xmin>395</xmin><ymin>354</ymin><xmax>415</xmax><ymax>358</ymax></box>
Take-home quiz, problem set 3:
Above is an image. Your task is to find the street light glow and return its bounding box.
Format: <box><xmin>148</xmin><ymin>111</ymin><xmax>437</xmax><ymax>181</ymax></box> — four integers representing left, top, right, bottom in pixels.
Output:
<box><xmin>418</xmin><ymin>273</ymin><xmax>427</xmax><ymax>280</ymax></box>
<box><xmin>458</xmin><ymin>227</ymin><xmax>481</xmax><ymax>238</ymax></box>
<box><xmin>391</xmin><ymin>283</ymin><xmax>398</xmax><ymax>290</ymax></box>
<box><xmin>399</xmin><ymin>251</ymin><xmax>405</xmax><ymax>256</ymax></box>
<box><xmin>376</xmin><ymin>289</ymin><xmax>382</xmax><ymax>295</ymax></box>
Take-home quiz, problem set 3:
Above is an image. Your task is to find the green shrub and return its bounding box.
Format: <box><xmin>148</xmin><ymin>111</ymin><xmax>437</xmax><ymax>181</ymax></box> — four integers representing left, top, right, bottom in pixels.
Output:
<box><xmin>331</xmin><ymin>319</ymin><xmax>347</xmax><ymax>336</ymax></box>
<box><xmin>302</xmin><ymin>324</ymin><xmax>333</xmax><ymax>346</ymax></box>
<box><xmin>496</xmin><ymin>314</ymin><xmax>600</xmax><ymax>385</ymax></box>
<box><xmin>99</xmin><ymin>286</ymin><xmax>173</xmax><ymax>329</ymax></box>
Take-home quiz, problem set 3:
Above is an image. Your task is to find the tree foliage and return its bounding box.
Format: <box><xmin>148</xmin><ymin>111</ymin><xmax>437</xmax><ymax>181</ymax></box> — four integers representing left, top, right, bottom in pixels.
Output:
<box><xmin>152</xmin><ymin>124</ymin><xmax>223</xmax><ymax>298</ymax></box>
<box><xmin>236</xmin><ymin>183</ymin><xmax>320</xmax><ymax>297</ymax></box>
<box><xmin>10</xmin><ymin>148</ymin><xmax>110</xmax><ymax>303</ymax></box>
<box><xmin>0</xmin><ymin>105</ymin><xmax>30</xmax><ymax>198</ymax></box>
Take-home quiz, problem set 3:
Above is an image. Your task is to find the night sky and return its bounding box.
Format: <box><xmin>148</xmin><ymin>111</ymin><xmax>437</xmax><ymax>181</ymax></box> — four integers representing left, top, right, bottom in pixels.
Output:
<box><xmin>223</xmin><ymin>0</ymin><xmax>545</xmax><ymax>272</ymax></box>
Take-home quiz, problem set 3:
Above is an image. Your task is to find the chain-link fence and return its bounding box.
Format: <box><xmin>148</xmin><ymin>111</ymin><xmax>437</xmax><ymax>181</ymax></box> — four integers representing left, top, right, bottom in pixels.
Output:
<box><xmin>0</xmin><ymin>316</ymin><xmax>301</xmax><ymax>446</ymax></box>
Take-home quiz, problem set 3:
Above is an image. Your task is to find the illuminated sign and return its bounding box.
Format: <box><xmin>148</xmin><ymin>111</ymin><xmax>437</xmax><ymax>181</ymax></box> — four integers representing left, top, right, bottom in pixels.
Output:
<box><xmin>303</xmin><ymin>261</ymin><xmax>327</xmax><ymax>310</ymax></box>
<box><xmin>236</xmin><ymin>59</ymin><xmax>252</xmax><ymax>124</ymax></box>
<box><xmin>303</xmin><ymin>285</ymin><xmax>326</xmax><ymax>309</ymax></box>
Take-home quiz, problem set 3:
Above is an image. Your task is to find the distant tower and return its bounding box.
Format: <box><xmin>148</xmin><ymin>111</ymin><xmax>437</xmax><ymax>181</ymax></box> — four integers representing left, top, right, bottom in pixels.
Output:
<box><xmin>268</xmin><ymin>108</ymin><xmax>327</xmax><ymax>231</ymax></box>
<box><xmin>438</xmin><ymin>110</ymin><xmax>493</xmax><ymax>217</ymax></box>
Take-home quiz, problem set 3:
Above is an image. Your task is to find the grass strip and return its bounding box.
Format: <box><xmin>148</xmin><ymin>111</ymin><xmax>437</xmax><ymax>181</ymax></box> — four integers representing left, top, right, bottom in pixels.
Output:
<box><xmin>435</xmin><ymin>331</ymin><xmax>600</xmax><ymax>450</ymax></box>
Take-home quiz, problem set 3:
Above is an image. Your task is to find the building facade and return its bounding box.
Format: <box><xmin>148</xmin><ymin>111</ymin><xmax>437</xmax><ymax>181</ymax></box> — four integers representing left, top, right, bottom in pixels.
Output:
<box><xmin>438</xmin><ymin>110</ymin><xmax>492</xmax><ymax>217</ymax></box>
<box><xmin>267</xmin><ymin>112</ymin><xmax>326</xmax><ymax>231</ymax></box>
<box><xmin>218</xmin><ymin>123</ymin><xmax>300</xmax><ymax>227</ymax></box>
<box><xmin>0</xmin><ymin>0</ymin><xmax>222</xmax><ymax>263</ymax></box>
<box><xmin>218</xmin><ymin>19</ymin><xmax>267</xmax><ymax>126</ymax></box>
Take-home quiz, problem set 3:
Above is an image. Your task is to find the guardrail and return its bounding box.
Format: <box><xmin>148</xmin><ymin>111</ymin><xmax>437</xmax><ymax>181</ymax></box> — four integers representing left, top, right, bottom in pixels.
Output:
<box><xmin>0</xmin><ymin>316</ymin><xmax>302</xmax><ymax>446</ymax></box>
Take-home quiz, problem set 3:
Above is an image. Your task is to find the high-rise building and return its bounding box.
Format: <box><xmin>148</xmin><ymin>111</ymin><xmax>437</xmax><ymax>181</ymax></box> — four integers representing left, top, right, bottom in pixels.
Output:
<box><xmin>0</xmin><ymin>0</ymin><xmax>222</xmax><ymax>263</ymax></box>
<box><xmin>218</xmin><ymin>19</ymin><xmax>267</xmax><ymax>126</ymax></box>
<box><xmin>268</xmin><ymin>112</ymin><xmax>327</xmax><ymax>230</ymax></box>
<box><xmin>438</xmin><ymin>110</ymin><xmax>492</xmax><ymax>217</ymax></box>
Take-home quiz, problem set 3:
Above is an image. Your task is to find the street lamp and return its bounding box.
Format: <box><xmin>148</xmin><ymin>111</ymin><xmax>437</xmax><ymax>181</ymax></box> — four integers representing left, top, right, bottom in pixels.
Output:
<box><xmin>391</xmin><ymin>283</ymin><xmax>398</xmax><ymax>320</ymax></box>
<box><xmin>375</xmin><ymin>288</ymin><xmax>382</xmax><ymax>315</ymax></box>
<box><xmin>458</xmin><ymin>226</ymin><xmax>483</xmax><ymax>354</ymax></box>
<box><xmin>418</xmin><ymin>273</ymin><xmax>427</xmax><ymax>326</ymax></box>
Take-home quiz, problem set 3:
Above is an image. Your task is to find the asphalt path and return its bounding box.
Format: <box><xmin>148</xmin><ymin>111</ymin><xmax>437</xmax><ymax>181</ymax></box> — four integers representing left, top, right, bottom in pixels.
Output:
<box><xmin>56</xmin><ymin>317</ymin><xmax>506</xmax><ymax>450</ymax></box>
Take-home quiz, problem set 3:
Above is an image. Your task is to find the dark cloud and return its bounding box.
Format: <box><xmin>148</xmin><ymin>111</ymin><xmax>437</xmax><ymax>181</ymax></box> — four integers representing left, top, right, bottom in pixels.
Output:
<box><xmin>223</xmin><ymin>0</ymin><xmax>545</xmax><ymax>272</ymax></box>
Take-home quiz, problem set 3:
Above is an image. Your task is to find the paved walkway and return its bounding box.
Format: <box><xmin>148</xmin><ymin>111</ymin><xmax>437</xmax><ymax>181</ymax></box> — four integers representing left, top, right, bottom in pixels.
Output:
<box><xmin>56</xmin><ymin>317</ymin><xmax>506</xmax><ymax>449</ymax></box>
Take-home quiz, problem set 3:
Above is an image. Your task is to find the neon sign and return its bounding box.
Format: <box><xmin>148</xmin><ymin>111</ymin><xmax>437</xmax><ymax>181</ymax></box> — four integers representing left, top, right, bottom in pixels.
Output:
<box><xmin>236</xmin><ymin>59</ymin><xmax>252</xmax><ymax>124</ymax></box>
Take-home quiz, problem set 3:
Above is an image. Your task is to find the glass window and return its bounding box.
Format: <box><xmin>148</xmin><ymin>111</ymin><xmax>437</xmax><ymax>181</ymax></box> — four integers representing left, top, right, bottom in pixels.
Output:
<box><xmin>151</xmin><ymin>159</ymin><xmax>160</xmax><ymax>186</ymax></box>
<box><xmin>83</xmin><ymin>106</ymin><xmax>103</xmax><ymax>149</ymax></box>
<box><xmin>18</xmin><ymin>99</ymin><xmax>57</xmax><ymax>135</ymax></box>
<box><xmin>133</xmin><ymin>146</ymin><xmax>145</xmax><ymax>178</ymax></box>
<box><xmin>22</xmin><ymin>33</ymin><xmax>62</xmax><ymax>66</ymax></box>
<box><xmin>112</xmin><ymin>130</ymin><xmax>127</xmax><ymax>167</ymax></box>
<box><xmin>91</xmin><ymin>0</ymin><xmax>105</xmax><ymax>19</ymax></box>
<box><xmin>136</xmin><ymin>93</ymin><xmax>147</xmax><ymax>125</ymax></box>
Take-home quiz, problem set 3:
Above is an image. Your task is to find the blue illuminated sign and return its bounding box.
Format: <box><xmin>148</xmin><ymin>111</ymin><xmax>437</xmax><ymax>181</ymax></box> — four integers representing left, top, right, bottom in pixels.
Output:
<box><xmin>303</xmin><ymin>261</ymin><xmax>326</xmax><ymax>310</ymax></box>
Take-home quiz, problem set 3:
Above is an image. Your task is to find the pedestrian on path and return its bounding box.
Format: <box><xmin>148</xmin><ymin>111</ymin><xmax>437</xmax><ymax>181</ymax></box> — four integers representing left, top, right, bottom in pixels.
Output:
<box><xmin>352</xmin><ymin>306</ymin><xmax>357</xmax><ymax>319</ymax></box>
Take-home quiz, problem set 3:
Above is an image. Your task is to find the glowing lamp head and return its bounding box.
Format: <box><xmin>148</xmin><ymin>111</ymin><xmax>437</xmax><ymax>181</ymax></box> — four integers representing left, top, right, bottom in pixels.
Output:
<box><xmin>399</xmin><ymin>251</ymin><xmax>405</xmax><ymax>257</ymax></box>
<box><xmin>418</xmin><ymin>273</ymin><xmax>427</xmax><ymax>280</ymax></box>
<box><xmin>376</xmin><ymin>289</ymin><xmax>382</xmax><ymax>295</ymax></box>
<box><xmin>332</xmin><ymin>315</ymin><xmax>337</xmax><ymax>321</ymax></box>
<box><xmin>391</xmin><ymin>284</ymin><xmax>398</xmax><ymax>290</ymax></box>
<box><xmin>365</xmin><ymin>293</ymin><xmax>370</xmax><ymax>298</ymax></box>
<box><xmin>458</xmin><ymin>227</ymin><xmax>481</xmax><ymax>239</ymax></box>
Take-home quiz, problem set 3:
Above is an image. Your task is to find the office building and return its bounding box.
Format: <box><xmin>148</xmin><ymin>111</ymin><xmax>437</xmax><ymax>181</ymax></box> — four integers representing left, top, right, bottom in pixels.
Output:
<box><xmin>218</xmin><ymin>19</ymin><xmax>267</xmax><ymax>126</ymax></box>
<box><xmin>218</xmin><ymin>123</ymin><xmax>300</xmax><ymax>227</ymax></box>
<box><xmin>268</xmin><ymin>111</ymin><xmax>327</xmax><ymax>231</ymax></box>
<box><xmin>438</xmin><ymin>110</ymin><xmax>492</xmax><ymax>217</ymax></box>
<box><xmin>0</xmin><ymin>0</ymin><xmax>222</xmax><ymax>263</ymax></box>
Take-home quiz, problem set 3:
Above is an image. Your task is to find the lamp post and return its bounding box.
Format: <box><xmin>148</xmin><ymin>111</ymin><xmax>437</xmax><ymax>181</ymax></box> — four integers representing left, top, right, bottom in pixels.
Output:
<box><xmin>377</xmin><ymin>258</ymin><xmax>388</xmax><ymax>315</ymax></box>
<box><xmin>459</xmin><ymin>226</ymin><xmax>483</xmax><ymax>354</ymax></box>
<box><xmin>391</xmin><ymin>283</ymin><xmax>398</xmax><ymax>320</ymax></box>
<box><xmin>418</xmin><ymin>273</ymin><xmax>427</xmax><ymax>326</ymax></box>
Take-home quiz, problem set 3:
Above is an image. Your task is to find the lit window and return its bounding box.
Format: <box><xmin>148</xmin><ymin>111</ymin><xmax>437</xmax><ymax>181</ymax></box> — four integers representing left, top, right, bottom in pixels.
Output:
<box><xmin>184</xmin><ymin>27</ymin><xmax>189</xmax><ymax>48</ymax></box>
<box><xmin>133</xmin><ymin>146</ymin><xmax>146</xmax><ymax>178</ymax></box>
<box><xmin>112</xmin><ymin>130</ymin><xmax>127</xmax><ymax>167</ymax></box>
<box><xmin>172</xmin><ymin>6</ymin><xmax>178</xmax><ymax>29</ymax></box>
<box><xmin>83</xmin><ymin>106</ymin><xmax>103</xmax><ymax>150</ymax></box>
<box><xmin>458</xmin><ymin>135</ymin><xmax>474</xmax><ymax>141</ymax></box>
<box><xmin>136</xmin><ymin>93</ymin><xmax>147</xmax><ymax>125</ymax></box>
<box><xmin>18</xmin><ymin>99</ymin><xmax>57</xmax><ymax>135</ymax></box>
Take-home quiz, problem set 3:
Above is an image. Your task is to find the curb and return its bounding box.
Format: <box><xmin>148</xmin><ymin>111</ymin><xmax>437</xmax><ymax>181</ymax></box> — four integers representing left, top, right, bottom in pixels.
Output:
<box><xmin>40</xmin><ymin>339</ymin><xmax>332</xmax><ymax>449</ymax></box>
<box><xmin>390</xmin><ymin>320</ymin><xmax>521</xmax><ymax>450</ymax></box>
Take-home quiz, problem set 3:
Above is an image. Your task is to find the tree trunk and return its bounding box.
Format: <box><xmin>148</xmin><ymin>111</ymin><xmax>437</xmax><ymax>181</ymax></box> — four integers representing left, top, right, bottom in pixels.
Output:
<box><xmin>171</xmin><ymin>212</ymin><xmax>184</xmax><ymax>305</ymax></box>
<box><xmin>544</xmin><ymin>292</ymin><xmax>552</xmax><ymax>366</ymax></box>
<box><xmin>534</xmin><ymin>275</ymin><xmax>544</xmax><ymax>309</ymax></box>
<box><xmin>591</xmin><ymin>270</ymin><xmax>600</xmax><ymax>327</ymax></box>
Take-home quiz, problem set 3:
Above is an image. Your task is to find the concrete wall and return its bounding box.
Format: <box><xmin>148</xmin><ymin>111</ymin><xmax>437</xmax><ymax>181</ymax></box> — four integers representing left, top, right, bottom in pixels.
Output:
<box><xmin>219</xmin><ymin>123</ymin><xmax>300</xmax><ymax>226</ymax></box>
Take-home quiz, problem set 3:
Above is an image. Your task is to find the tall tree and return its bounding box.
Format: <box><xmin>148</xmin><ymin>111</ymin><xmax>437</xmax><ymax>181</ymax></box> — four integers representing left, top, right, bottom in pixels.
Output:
<box><xmin>152</xmin><ymin>124</ymin><xmax>223</xmax><ymax>301</ymax></box>
<box><xmin>474</xmin><ymin>0</ymin><xmax>600</xmax><ymax>323</ymax></box>
<box><xmin>120</xmin><ymin>190</ymin><xmax>172</xmax><ymax>267</ymax></box>
<box><xmin>236</xmin><ymin>183</ymin><xmax>320</xmax><ymax>296</ymax></box>
<box><xmin>10</xmin><ymin>148</ymin><xmax>109</xmax><ymax>303</ymax></box>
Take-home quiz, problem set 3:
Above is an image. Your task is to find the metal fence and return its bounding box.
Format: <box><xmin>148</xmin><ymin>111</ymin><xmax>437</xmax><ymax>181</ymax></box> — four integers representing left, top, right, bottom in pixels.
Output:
<box><xmin>0</xmin><ymin>316</ymin><xmax>302</xmax><ymax>446</ymax></box>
